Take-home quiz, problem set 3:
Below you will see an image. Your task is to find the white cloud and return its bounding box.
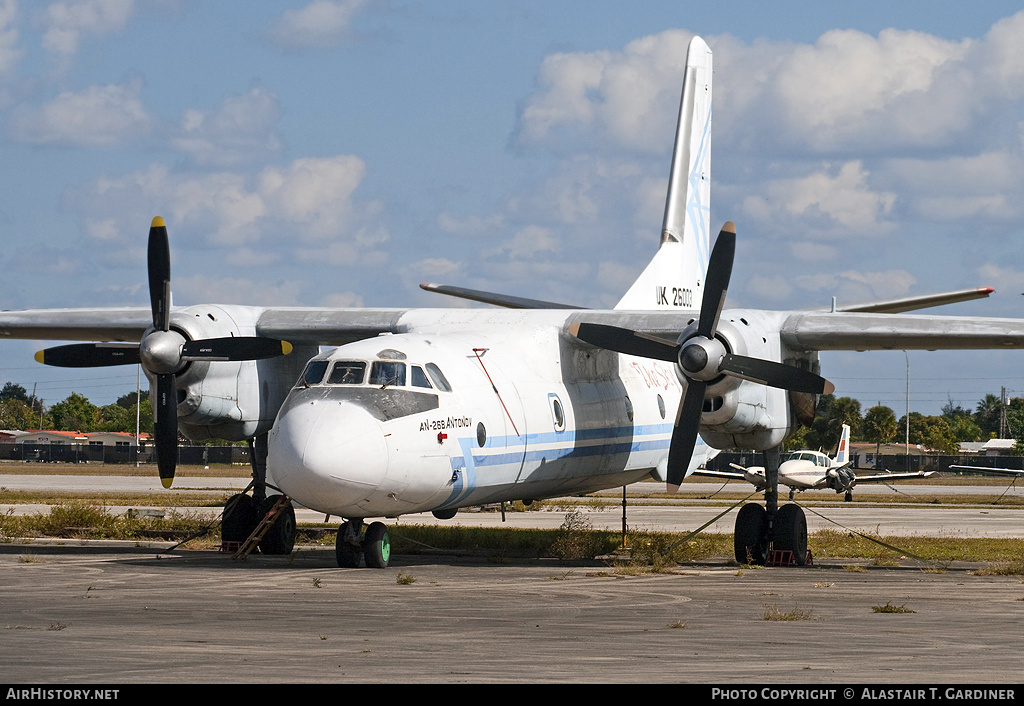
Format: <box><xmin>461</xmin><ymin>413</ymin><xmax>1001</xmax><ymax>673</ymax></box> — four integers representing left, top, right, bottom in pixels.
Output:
<box><xmin>10</xmin><ymin>79</ymin><xmax>154</xmax><ymax>147</ymax></box>
<box><xmin>174</xmin><ymin>274</ymin><xmax>304</xmax><ymax>307</ymax></box>
<box><xmin>40</xmin><ymin>0</ymin><xmax>134</xmax><ymax>59</ymax></box>
<box><xmin>743</xmin><ymin>161</ymin><xmax>896</xmax><ymax>233</ymax></box>
<box><xmin>0</xmin><ymin>0</ymin><xmax>23</xmax><ymax>78</ymax></box>
<box><xmin>517</xmin><ymin>29</ymin><xmax>693</xmax><ymax>152</ymax></box>
<box><xmin>173</xmin><ymin>87</ymin><xmax>283</xmax><ymax>167</ymax></box>
<box><xmin>794</xmin><ymin>269</ymin><xmax>917</xmax><ymax>302</ymax></box>
<box><xmin>266</xmin><ymin>0</ymin><xmax>366</xmax><ymax>50</ymax></box>
<box><xmin>68</xmin><ymin>155</ymin><xmax>377</xmax><ymax>251</ymax></box>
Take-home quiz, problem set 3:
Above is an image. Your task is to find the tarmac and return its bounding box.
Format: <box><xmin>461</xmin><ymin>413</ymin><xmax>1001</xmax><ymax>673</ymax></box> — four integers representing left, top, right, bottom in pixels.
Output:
<box><xmin>0</xmin><ymin>542</ymin><xmax>1021</xmax><ymax>685</ymax></box>
<box><xmin>1</xmin><ymin>472</ymin><xmax>1023</xmax><ymax>685</ymax></box>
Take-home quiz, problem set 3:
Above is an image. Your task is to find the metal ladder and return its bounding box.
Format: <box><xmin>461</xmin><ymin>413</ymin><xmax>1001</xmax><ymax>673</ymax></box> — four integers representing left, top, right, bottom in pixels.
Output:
<box><xmin>232</xmin><ymin>494</ymin><xmax>290</xmax><ymax>561</ymax></box>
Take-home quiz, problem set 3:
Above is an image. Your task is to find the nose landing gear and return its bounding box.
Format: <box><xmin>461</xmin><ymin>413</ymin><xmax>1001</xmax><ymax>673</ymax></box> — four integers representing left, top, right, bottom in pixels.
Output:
<box><xmin>336</xmin><ymin>519</ymin><xmax>391</xmax><ymax>568</ymax></box>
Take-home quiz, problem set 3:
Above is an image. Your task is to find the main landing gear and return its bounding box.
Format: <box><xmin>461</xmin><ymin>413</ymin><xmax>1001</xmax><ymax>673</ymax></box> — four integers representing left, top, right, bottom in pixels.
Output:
<box><xmin>336</xmin><ymin>519</ymin><xmax>391</xmax><ymax>568</ymax></box>
<box><xmin>733</xmin><ymin>446</ymin><xmax>808</xmax><ymax>566</ymax></box>
<box><xmin>220</xmin><ymin>433</ymin><xmax>297</xmax><ymax>556</ymax></box>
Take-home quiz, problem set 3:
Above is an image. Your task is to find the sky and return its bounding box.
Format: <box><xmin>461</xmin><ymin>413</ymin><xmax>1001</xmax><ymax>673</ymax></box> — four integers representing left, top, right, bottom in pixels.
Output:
<box><xmin>0</xmin><ymin>0</ymin><xmax>1023</xmax><ymax>421</ymax></box>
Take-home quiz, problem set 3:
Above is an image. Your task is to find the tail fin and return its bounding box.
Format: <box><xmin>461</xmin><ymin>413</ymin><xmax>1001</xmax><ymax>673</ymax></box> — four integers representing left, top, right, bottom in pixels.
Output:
<box><xmin>615</xmin><ymin>35</ymin><xmax>712</xmax><ymax>311</ymax></box>
<box><xmin>834</xmin><ymin>424</ymin><xmax>851</xmax><ymax>465</ymax></box>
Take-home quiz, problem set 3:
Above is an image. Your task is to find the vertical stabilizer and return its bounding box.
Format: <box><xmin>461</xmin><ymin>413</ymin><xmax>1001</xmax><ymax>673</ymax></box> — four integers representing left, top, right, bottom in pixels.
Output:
<box><xmin>834</xmin><ymin>424</ymin><xmax>851</xmax><ymax>466</ymax></box>
<box><xmin>615</xmin><ymin>36</ymin><xmax>712</xmax><ymax>311</ymax></box>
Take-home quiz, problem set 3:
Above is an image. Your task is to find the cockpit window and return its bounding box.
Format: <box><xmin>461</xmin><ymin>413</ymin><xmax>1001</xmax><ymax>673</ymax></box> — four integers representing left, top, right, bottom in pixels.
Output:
<box><xmin>410</xmin><ymin>365</ymin><xmax>431</xmax><ymax>389</ymax></box>
<box><xmin>301</xmin><ymin>360</ymin><xmax>329</xmax><ymax>386</ymax></box>
<box><xmin>370</xmin><ymin>361</ymin><xmax>406</xmax><ymax>388</ymax></box>
<box><xmin>425</xmin><ymin>363</ymin><xmax>452</xmax><ymax>392</ymax></box>
<box><xmin>328</xmin><ymin>361</ymin><xmax>366</xmax><ymax>385</ymax></box>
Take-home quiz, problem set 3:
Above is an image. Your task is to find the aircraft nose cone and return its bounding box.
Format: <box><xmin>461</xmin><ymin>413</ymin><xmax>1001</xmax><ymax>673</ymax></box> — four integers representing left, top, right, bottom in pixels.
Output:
<box><xmin>269</xmin><ymin>400</ymin><xmax>388</xmax><ymax>514</ymax></box>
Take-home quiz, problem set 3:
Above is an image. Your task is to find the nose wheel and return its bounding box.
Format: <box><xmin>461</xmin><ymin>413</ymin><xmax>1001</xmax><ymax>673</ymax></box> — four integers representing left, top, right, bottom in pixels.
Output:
<box><xmin>336</xmin><ymin>519</ymin><xmax>392</xmax><ymax>568</ymax></box>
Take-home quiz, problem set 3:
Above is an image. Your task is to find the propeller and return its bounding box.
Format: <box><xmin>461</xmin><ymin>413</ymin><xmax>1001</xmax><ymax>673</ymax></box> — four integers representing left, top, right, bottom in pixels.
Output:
<box><xmin>35</xmin><ymin>217</ymin><xmax>293</xmax><ymax>488</ymax></box>
<box><xmin>570</xmin><ymin>222</ymin><xmax>834</xmax><ymax>491</ymax></box>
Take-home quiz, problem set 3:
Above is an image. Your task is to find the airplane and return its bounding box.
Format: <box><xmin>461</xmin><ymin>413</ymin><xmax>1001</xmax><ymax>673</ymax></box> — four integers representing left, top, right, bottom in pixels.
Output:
<box><xmin>7</xmin><ymin>35</ymin><xmax>1024</xmax><ymax>569</ymax></box>
<box><xmin>694</xmin><ymin>423</ymin><xmax>933</xmax><ymax>502</ymax></box>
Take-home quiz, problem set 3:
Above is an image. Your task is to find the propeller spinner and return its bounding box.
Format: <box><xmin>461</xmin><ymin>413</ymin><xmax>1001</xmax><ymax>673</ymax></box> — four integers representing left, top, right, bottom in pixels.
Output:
<box><xmin>570</xmin><ymin>222</ymin><xmax>834</xmax><ymax>491</ymax></box>
<box><xmin>35</xmin><ymin>217</ymin><xmax>293</xmax><ymax>488</ymax></box>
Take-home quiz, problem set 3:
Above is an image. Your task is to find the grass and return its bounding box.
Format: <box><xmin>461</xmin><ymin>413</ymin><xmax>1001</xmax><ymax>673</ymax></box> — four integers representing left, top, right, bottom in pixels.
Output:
<box><xmin>0</xmin><ymin>501</ymin><xmax>217</xmax><ymax>544</ymax></box>
<box><xmin>872</xmin><ymin>601</ymin><xmax>916</xmax><ymax>613</ymax></box>
<box><xmin>763</xmin><ymin>605</ymin><xmax>813</xmax><ymax>621</ymax></box>
<box><xmin>3</xmin><ymin>501</ymin><xmax>1023</xmax><ymax>566</ymax></box>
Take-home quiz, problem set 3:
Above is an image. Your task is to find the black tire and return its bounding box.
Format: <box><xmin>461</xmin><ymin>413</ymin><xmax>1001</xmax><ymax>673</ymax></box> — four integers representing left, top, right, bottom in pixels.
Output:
<box><xmin>734</xmin><ymin>503</ymin><xmax>768</xmax><ymax>565</ymax></box>
<box><xmin>363</xmin><ymin>521</ymin><xmax>391</xmax><ymax>569</ymax></box>
<box><xmin>335</xmin><ymin>520</ymin><xmax>362</xmax><ymax>568</ymax></box>
<box><xmin>258</xmin><ymin>497</ymin><xmax>296</xmax><ymax>555</ymax></box>
<box><xmin>432</xmin><ymin>508</ymin><xmax>457</xmax><ymax>520</ymax></box>
<box><xmin>844</xmin><ymin>490</ymin><xmax>853</xmax><ymax>502</ymax></box>
<box><xmin>222</xmin><ymin>493</ymin><xmax>257</xmax><ymax>544</ymax></box>
<box><xmin>774</xmin><ymin>503</ymin><xmax>808</xmax><ymax>565</ymax></box>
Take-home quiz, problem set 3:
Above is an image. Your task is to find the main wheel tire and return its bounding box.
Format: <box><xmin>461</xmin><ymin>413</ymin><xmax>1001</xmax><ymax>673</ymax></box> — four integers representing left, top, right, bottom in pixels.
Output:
<box><xmin>734</xmin><ymin>503</ymin><xmax>768</xmax><ymax>565</ymax></box>
<box><xmin>222</xmin><ymin>493</ymin><xmax>257</xmax><ymax>544</ymax></box>
<box><xmin>258</xmin><ymin>498</ymin><xmax>296</xmax><ymax>555</ymax></box>
<box><xmin>363</xmin><ymin>521</ymin><xmax>391</xmax><ymax>569</ymax></box>
<box><xmin>774</xmin><ymin>503</ymin><xmax>808</xmax><ymax>566</ymax></box>
<box><xmin>335</xmin><ymin>520</ymin><xmax>362</xmax><ymax>568</ymax></box>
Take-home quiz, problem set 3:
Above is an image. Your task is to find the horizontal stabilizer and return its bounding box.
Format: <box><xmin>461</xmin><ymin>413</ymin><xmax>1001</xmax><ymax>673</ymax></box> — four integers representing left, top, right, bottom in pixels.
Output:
<box><xmin>420</xmin><ymin>283</ymin><xmax>583</xmax><ymax>310</ymax></box>
<box><xmin>818</xmin><ymin>287</ymin><xmax>994</xmax><ymax>315</ymax></box>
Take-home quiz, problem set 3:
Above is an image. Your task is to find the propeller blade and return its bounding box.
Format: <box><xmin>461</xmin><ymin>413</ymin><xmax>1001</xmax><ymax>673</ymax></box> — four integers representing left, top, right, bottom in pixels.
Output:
<box><xmin>182</xmin><ymin>337</ymin><xmax>293</xmax><ymax>362</ymax></box>
<box><xmin>666</xmin><ymin>380</ymin><xmax>707</xmax><ymax>490</ymax></box>
<box><xmin>35</xmin><ymin>343</ymin><xmax>141</xmax><ymax>368</ymax></box>
<box><xmin>720</xmin><ymin>354</ymin><xmax>835</xmax><ymax>395</ymax></box>
<box><xmin>695</xmin><ymin>222</ymin><xmax>735</xmax><ymax>339</ymax></box>
<box><xmin>154</xmin><ymin>373</ymin><xmax>178</xmax><ymax>488</ymax></box>
<box><xmin>567</xmin><ymin>323</ymin><xmax>678</xmax><ymax>362</ymax></box>
<box><xmin>148</xmin><ymin>217</ymin><xmax>171</xmax><ymax>332</ymax></box>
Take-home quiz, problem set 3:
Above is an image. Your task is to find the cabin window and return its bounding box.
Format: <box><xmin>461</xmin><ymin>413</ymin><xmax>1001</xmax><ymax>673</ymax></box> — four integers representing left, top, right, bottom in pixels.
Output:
<box><xmin>657</xmin><ymin>394</ymin><xmax>666</xmax><ymax>419</ymax></box>
<box><xmin>549</xmin><ymin>394</ymin><xmax>565</xmax><ymax>431</ymax></box>
<box><xmin>410</xmin><ymin>365</ymin><xmax>432</xmax><ymax>389</ymax></box>
<box><xmin>302</xmin><ymin>360</ymin><xmax>329</xmax><ymax>386</ymax></box>
<box><xmin>328</xmin><ymin>361</ymin><xmax>366</xmax><ymax>385</ymax></box>
<box><xmin>370</xmin><ymin>361</ymin><xmax>406</xmax><ymax>387</ymax></box>
<box><xmin>425</xmin><ymin>363</ymin><xmax>452</xmax><ymax>392</ymax></box>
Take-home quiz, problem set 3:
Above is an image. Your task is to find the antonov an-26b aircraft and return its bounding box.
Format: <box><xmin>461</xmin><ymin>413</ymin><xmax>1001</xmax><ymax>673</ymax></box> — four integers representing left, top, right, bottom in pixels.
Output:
<box><xmin>9</xmin><ymin>36</ymin><xmax>1024</xmax><ymax>568</ymax></box>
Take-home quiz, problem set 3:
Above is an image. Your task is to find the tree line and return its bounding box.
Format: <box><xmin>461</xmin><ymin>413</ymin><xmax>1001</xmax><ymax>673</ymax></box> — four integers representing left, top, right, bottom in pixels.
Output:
<box><xmin>787</xmin><ymin>393</ymin><xmax>1024</xmax><ymax>455</ymax></box>
<box><xmin>2</xmin><ymin>380</ymin><xmax>1020</xmax><ymax>454</ymax></box>
<box><xmin>0</xmin><ymin>382</ymin><xmax>152</xmax><ymax>434</ymax></box>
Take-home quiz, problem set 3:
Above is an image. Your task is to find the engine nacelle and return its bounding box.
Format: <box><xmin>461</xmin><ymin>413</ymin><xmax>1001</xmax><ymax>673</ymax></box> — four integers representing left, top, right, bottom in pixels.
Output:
<box><xmin>678</xmin><ymin>309</ymin><xmax>821</xmax><ymax>451</ymax></box>
<box><xmin>143</xmin><ymin>304</ymin><xmax>317</xmax><ymax>442</ymax></box>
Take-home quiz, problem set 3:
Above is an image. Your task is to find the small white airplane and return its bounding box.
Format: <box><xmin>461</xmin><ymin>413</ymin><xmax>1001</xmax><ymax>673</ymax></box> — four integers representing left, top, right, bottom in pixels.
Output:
<box><xmin>5</xmin><ymin>36</ymin><xmax>1024</xmax><ymax>569</ymax></box>
<box><xmin>695</xmin><ymin>423</ymin><xmax>933</xmax><ymax>502</ymax></box>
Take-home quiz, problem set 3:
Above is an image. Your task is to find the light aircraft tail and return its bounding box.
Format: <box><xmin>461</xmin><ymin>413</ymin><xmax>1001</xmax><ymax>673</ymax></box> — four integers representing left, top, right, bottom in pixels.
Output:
<box><xmin>834</xmin><ymin>424</ymin><xmax>851</xmax><ymax>466</ymax></box>
<box><xmin>615</xmin><ymin>35</ymin><xmax>712</xmax><ymax>311</ymax></box>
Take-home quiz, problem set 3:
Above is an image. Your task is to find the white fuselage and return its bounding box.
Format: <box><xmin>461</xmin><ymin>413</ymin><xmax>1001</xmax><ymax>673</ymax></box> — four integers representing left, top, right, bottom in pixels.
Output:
<box><xmin>268</xmin><ymin>314</ymin><xmax>707</xmax><ymax>519</ymax></box>
<box><xmin>744</xmin><ymin>452</ymin><xmax>836</xmax><ymax>491</ymax></box>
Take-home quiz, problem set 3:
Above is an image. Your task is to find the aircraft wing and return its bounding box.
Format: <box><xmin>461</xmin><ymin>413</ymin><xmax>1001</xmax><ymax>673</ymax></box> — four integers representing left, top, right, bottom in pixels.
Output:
<box><xmin>949</xmin><ymin>465</ymin><xmax>1024</xmax><ymax>477</ymax></box>
<box><xmin>852</xmin><ymin>470</ymin><xmax>934</xmax><ymax>483</ymax></box>
<box><xmin>0</xmin><ymin>308</ymin><xmax>152</xmax><ymax>342</ymax></box>
<box><xmin>691</xmin><ymin>467</ymin><xmax>747</xmax><ymax>481</ymax></box>
<box><xmin>780</xmin><ymin>312</ymin><xmax>1024</xmax><ymax>351</ymax></box>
